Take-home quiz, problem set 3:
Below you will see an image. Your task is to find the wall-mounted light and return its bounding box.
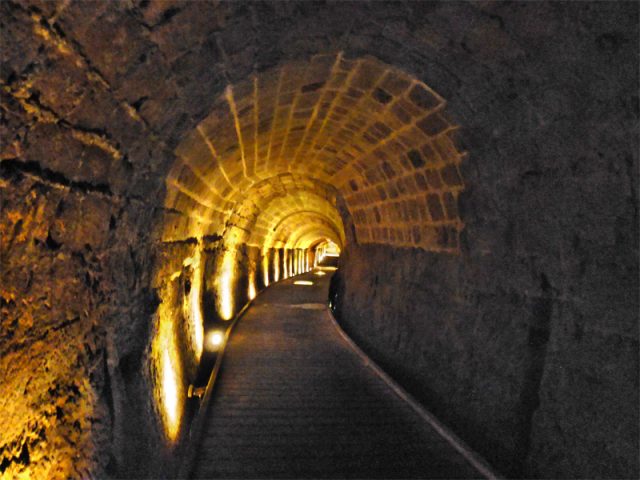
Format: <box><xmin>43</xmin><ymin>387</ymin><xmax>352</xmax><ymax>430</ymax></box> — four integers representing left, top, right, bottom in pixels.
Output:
<box><xmin>248</xmin><ymin>270</ymin><xmax>257</xmax><ymax>300</ymax></box>
<box><xmin>183</xmin><ymin>248</ymin><xmax>204</xmax><ymax>362</ymax></box>
<box><xmin>160</xmin><ymin>343</ymin><xmax>182</xmax><ymax>441</ymax></box>
<box><xmin>205</xmin><ymin>330</ymin><xmax>224</xmax><ymax>351</ymax></box>
<box><xmin>274</xmin><ymin>250</ymin><xmax>280</xmax><ymax>283</ymax></box>
<box><xmin>217</xmin><ymin>250</ymin><xmax>236</xmax><ymax>321</ymax></box>
<box><xmin>153</xmin><ymin>273</ymin><xmax>186</xmax><ymax>443</ymax></box>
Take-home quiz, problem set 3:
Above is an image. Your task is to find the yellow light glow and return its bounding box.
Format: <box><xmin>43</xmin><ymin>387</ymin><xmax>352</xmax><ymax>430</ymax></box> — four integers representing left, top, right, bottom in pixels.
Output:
<box><xmin>314</xmin><ymin>270</ymin><xmax>326</xmax><ymax>276</ymax></box>
<box><xmin>274</xmin><ymin>250</ymin><xmax>280</xmax><ymax>282</ymax></box>
<box><xmin>325</xmin><ymin>240</ymin><xmax>340</xmax><ymax>255</ymax></box>
<box><xmin>189</xmin><ymin>284</ymin><xmax>203</xmax><ymax>361</ymax></box>
<box><xmin>183</xmin><ymin>248</ymin><xmax>204</xmax><ymax>362</ymax></box>
<box><xmin>218</xmin><ymin>250</ymin><xmax>235</xmax><ymax>321</ymax></box>
<box><xmin>294</xmin><ymin>280</ymin><xmax>314</xmax><ymax>286</ymax></box>
<box><xmin>162</xmin><ymin>350</ymin><xmax>181</xmax><ymax>440</ymax></box>
<box><xmin>290</xmin><ymin>251</ymin><xmax>294</xmax><ymax>277</ymax></box>
<box><xmin>284</xmin><ymin>249</ymin><xmax>290</xmax><ymax>279</ymax></box>
<box><xmin>154</xmin><ymin>319</ymin><xmax>184</xmax><ymax>441</ymax></box>
<box><xmin>248</xmin><ymin>270</ymin><xmax>257</xmax><ymax>300</ymax></box>
<box><xmin>152</xmin><ymin>274</ymin><xmax>185</xmax><ymax>443</ymax></box>
<box><xmin>206</xmin><ymin>330</ymin><xmax>224</xmax><ymax>351</ymax></box>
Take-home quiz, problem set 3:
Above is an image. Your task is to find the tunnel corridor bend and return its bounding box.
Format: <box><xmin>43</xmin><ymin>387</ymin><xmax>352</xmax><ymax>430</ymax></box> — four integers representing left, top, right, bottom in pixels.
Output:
<box><xmin>188</xmin><ymin>270</ymin><xmax>488</xmax><ymax>479</ymax></box>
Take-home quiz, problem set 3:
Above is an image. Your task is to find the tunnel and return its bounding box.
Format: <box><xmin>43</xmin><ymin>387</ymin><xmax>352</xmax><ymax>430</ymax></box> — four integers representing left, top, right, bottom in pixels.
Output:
<box><xmin>0</xmin><ymin>1</ymin><xmax>638</xmax><ymax>479</ymax></box>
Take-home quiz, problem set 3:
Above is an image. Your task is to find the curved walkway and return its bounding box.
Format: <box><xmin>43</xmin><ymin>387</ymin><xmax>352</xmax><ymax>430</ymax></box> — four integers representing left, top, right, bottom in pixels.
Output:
<box><xmin>190</xmin><ymin>270</ymin><xmax>490</xmax><ymax>479</ymax></box>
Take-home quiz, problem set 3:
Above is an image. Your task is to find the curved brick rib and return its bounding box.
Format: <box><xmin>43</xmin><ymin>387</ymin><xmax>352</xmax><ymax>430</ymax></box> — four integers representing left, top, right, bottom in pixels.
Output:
<box><xmin>190</xmin><ymin>272</ymin><xmax>484</xmax><ymax>479</ymax></box>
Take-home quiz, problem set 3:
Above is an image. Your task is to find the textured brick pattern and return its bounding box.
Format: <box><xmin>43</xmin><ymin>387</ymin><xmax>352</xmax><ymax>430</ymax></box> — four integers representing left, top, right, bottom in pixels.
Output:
<box><xmin>234</xmin><ymin>175</ymin><xmax>343</xmax><ymax>250</ymax></box>
<box><xmin>191</xmin><ymin>272</ymin><xmax>479</xmax><ymax>479</ymax></box>
<box><xmin>168</xmin><ymin>55</ymin><xmax>464</xmax><ymax>252</ymax></box>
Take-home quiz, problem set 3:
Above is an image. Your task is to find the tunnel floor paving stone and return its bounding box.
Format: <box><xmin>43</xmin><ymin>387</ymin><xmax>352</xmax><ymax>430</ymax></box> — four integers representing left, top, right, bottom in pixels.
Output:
<box><xmin>190</xmin><ymin>271</ymin><xmax>482</xmax><ymax>479</ymax></box>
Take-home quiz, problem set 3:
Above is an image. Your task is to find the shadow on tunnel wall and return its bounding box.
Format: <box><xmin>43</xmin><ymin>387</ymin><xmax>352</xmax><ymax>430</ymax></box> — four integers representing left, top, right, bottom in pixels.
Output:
<box><xmin>330</xmin><ymin>233</ymin><xmax>638</xmax><ymax>479</ymax></box>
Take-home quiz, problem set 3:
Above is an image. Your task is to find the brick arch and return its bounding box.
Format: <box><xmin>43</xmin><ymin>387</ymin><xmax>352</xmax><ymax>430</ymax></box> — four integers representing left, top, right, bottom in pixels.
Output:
<box><xmin>252</xmin><ymin>193</ymin><xmax>344</xmax><ymax>249</ymax></box>
<box><xmin>269</xmin><ymin>212</ymin><xmax>343</xmax><ymax>250</ymax></box>
<box><xmin>164</xmin><ymin>54</ymin><xmax>465</xmax><ymax>253</ymax></box>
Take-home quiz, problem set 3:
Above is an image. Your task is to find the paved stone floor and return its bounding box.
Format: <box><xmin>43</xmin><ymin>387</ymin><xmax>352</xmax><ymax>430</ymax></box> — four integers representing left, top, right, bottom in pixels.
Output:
<box><xmin>190</xmin><ymin>270</ymin><xmax>481</xmax><ymax>479</ymax></box>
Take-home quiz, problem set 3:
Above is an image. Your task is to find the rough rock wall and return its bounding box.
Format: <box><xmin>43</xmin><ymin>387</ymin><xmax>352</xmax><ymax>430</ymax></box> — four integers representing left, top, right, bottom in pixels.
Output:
<box><xmin>1</xmin><ymin>1</ymin><xmax>638</xmax><ymax>478</ymax></box>
<box><xmin>0</xmin><ymin>2</ymin><xmax>171</xmax><ymax>477</ymax></box>
<box><xmin>331</xmin><ymin>2</ymin><xmax>639</xmax><ymax>477</ymax></box>
<box><xmin>1</xmin><ymin>167</ymin><xmax>113</xmax><ymax>478</ymax></box>
<box><xmin>0</xmin><ymin>159</ymin><xmax>162</xmax><ymax>478</ymax></box>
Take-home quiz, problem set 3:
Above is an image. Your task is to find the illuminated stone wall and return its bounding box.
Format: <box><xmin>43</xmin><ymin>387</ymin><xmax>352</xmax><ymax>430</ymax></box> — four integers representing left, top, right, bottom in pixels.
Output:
<box><xmin>166</xmin><ymin>56</ymin><xmax>462</xmax><ymax>252</ymax></box>
<box><xmin>1</xmin><ymin>1</ymin><xmax>637</xmax><ymax>479</ymax></box>
<box><xmin>1</xmin><ymin>2</ymin><xmax>177</xmax><ymax>476</ymax></box>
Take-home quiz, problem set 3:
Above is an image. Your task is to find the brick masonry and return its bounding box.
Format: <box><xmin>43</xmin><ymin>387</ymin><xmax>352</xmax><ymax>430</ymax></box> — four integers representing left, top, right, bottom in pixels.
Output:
<box><xmin>168</xmin><ymin>55</ymin><xmax>463</xmax><ymax>253</ymax></box>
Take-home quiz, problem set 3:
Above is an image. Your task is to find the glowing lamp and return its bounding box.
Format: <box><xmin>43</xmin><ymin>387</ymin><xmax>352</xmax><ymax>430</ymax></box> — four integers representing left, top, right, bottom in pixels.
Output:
<box><xmin>161</xmin><ymin>349</ymin><xmax>180</xmax><ymax>440</ymax></box>
<box><xmin>294</xmin><ymin>280</ymin><xmax>314</xmax><ymax>286</ymax></box>
<box><xmin>248</xmin><ymin>270</ymin><xmax>257</xmax><ymax>300</ymax></box>
<box><xmin>206</xmin><ymin>330</ymin><xmax>224</xmax><ymax>351</ymax></box>
<box><xmin>217</xmin><ymin>251</ymin><xmax>236</xmax><ymax>321</ymax></box>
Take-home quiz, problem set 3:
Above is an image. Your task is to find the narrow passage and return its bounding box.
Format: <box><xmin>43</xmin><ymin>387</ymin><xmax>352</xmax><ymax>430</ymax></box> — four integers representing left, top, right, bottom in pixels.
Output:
<box><xmin>191</xmin><ymin>270</ymin><xmax>482</xmax><ymax>479</ymax></box>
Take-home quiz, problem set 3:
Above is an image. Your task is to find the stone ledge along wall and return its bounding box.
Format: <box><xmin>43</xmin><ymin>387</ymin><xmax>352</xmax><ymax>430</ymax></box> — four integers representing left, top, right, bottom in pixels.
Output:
<box><xmin>1</xmin><ymin>1</ymin><xmax>638</xmax><ymax>479</ymax></box>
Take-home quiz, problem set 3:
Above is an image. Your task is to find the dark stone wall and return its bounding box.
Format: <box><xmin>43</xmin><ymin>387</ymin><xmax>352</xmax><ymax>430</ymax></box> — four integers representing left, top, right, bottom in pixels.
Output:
<box><xmin>331</xmin><ymin>3</ymin><xmax>639</xmax><ymax>477</ymax></box>
<box><xmin>1</xmin><ymin>1</ymin><xmax>637</xmax><ymax>478</ymax></box>
<box><xmin>332</xmin><ymin>238</ymin><xmax>638</xmax><ymax>478</ymax></box>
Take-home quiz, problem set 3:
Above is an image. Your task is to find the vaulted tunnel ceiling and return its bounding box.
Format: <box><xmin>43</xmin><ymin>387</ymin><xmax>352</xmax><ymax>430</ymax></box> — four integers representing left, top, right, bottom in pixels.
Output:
<box><xmin>164</xmin><ymin>54</ymin><xmax>465</xmax><ymax>253</ymax></box>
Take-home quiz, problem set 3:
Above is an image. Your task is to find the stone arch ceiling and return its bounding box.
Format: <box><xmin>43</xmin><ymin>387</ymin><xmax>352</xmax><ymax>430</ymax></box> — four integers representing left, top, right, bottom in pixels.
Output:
<box><xmin>230</xmin><ymin>174</ymin><xmax>344</xmax><ymax>249</ymax></box>
<box><xmin>165</xmin><ymin>54</ymin><xmax>465</xmax><ymax>253</ymax></box>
